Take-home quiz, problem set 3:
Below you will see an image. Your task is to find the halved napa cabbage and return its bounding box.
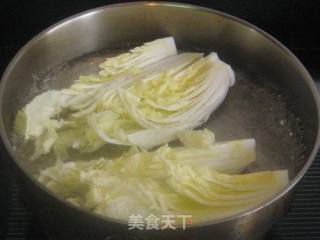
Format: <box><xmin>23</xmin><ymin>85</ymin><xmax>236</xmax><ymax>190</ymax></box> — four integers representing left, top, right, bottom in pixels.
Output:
<box><xmin>38</xmin><ymin>138</ymin><xmax>288</xmax><ymax>222</ymax></box>
<box><xmin>14</xmin><ymin>37</ymin><xmax>235</xmax><ymax>160</ymax></box>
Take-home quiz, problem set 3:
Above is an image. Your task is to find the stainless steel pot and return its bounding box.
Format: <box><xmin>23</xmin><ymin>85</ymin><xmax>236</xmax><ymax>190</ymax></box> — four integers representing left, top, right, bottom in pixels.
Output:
<box><xmin>1</xmin><ymin>2</ymin><xmax>319</xmax><ymax>240</ymax></box>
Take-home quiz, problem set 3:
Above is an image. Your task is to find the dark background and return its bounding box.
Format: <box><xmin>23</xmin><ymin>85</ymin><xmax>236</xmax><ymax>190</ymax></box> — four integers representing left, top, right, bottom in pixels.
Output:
<box><xmin>1</xmin><ymin>0</ymin><xmax>320</xmax><ymax>75</ymax></box>
<box><xmin>1</xmin><ymin>1</ymin><xmax>320</xmax><ymax>239</ymax></box>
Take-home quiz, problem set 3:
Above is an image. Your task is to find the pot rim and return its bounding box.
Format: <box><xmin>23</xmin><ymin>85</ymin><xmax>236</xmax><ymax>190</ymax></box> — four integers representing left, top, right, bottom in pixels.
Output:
<box><xmin>1</xmin><ymin>1</ymin><xmax>320</xmax><ymax>228</ymax></box>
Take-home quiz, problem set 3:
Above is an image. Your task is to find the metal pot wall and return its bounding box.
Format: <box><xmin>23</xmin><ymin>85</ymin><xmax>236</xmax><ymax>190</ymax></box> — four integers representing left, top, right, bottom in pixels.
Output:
<box><xmin>1</xmin><ymin>2</ymin><xmax>319</xmax><ymax>240</ymax></box>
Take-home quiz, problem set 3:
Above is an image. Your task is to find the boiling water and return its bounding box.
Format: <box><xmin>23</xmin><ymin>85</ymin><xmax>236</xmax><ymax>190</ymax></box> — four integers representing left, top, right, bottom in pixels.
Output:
<box><xmin>12</xmin><ymin>48</ymin><xmax>305</xmax><ymax>179</ymax></box>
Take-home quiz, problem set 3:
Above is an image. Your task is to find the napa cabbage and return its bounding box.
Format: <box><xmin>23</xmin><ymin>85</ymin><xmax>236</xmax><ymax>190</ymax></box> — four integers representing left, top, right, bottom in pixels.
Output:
<box><xmin>38</xmin><ymin>135</ymin><xmax>287</xmax><ymax>222</ymax></box>
<box><xmin>15</xmin><ymin>37</ymin><xmax>235</xmax><ymax>159</ymax></box>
